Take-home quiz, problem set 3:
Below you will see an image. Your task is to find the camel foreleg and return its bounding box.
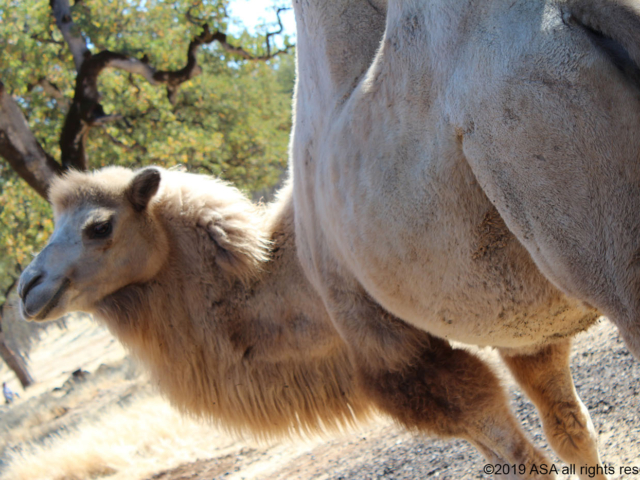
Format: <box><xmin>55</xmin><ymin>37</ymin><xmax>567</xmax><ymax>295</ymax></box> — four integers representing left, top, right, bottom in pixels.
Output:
<box><xmin>500</xmin><ymin>340</ymin><xmax>606</xmax><ymax>480</ymax></box>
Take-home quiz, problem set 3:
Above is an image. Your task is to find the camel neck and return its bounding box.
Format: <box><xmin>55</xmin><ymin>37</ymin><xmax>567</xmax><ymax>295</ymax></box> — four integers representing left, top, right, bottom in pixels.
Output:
<box><xmin>94</xmin><ymin>187</ymin><xmax>368</xmax><ymax>438</ymax></box>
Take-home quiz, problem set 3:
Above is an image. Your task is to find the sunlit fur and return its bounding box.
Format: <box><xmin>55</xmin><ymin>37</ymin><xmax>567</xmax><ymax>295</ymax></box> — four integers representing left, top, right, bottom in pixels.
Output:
<box><xmin>46</xmin><ymin>167</ymin><xmax>372</xmax><ymax>439</ymax></box>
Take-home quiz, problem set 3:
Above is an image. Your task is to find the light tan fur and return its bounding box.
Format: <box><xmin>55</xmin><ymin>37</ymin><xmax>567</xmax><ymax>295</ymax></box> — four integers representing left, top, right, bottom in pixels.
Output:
<box><xmin>501</xmin><ymin>342</ymin><xmax>603</xmax><ymax>475</ymax></box>
<box><xmin>289</xmin><ymin>0</ymin><xmax>640</xmax><ymax>478</ymax></box>
<box><xmin>21</xmin><ymin>167</ymin><xmax>371</xmax><ymax>439</ymax></box>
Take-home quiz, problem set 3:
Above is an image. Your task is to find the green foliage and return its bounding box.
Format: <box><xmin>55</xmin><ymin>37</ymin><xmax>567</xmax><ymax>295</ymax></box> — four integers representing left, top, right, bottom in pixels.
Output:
<box><xmin>0</xmin><ymin>164</ymin><xmax>54</xmax><ymax>307</ymax></box>
<box><xmin>0</xmin><ymin>0</ymin><xmax>295</xmax><ymax>298</ymax></box>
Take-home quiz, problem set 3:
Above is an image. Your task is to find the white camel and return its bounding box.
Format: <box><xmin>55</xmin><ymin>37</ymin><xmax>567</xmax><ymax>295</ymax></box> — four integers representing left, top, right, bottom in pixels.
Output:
<box><xmin>291</xmin><ymin>0</ymin><xmax>640</xmax><ymax>478</ymax></box>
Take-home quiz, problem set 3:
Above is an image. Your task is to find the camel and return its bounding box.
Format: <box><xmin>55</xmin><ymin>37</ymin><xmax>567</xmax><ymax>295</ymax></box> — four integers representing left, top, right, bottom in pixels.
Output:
<box><xmin>17</xmin><ymin>1</ymin><xmax>640</xmax><ymax>475</ymax></box>
<box><xmin>17</xmin><ymin>167</ymin><xmax>373</xmax><ymax>438</ymax></box>
<box><xmin>290</xmin><ymin>0</ymin><xmax>640</xmax><ymax>478</ymax></box>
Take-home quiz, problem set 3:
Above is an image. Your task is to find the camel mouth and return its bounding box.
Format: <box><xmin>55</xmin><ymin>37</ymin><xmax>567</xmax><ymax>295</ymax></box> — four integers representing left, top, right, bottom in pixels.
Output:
<box><xmin>25</xmin><ymin>278</ymin><xmax>71</xmax><ymax>321</ymax></box>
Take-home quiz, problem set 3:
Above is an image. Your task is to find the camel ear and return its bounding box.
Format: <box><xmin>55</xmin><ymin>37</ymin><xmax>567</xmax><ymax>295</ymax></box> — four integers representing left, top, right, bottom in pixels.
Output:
<box><xmin>126</xmin><ymin>168</ymin><xmax>161</xmax><ymax>212</ymax></box>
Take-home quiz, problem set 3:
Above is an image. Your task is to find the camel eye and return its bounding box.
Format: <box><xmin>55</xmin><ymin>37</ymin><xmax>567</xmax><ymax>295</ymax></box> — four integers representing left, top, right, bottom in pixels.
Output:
<box><xmin>86</xmin><ymin>221</ymin><xmax>112</xmax><ymax>239</ymax></box>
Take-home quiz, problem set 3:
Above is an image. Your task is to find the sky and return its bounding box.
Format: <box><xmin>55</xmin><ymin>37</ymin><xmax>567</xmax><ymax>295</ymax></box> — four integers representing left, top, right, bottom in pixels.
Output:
<box><xmin>227</xmin><ymin>0</ymin><xmax>296</xmax><ymax>40</ymax></box>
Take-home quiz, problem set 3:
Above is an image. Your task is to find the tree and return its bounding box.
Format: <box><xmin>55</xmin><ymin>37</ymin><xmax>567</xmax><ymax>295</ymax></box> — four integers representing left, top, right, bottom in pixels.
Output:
<box><xmin>0</xmin><ymin>0</ymin><xmax>296</xmax><ymax>387</ymax></box>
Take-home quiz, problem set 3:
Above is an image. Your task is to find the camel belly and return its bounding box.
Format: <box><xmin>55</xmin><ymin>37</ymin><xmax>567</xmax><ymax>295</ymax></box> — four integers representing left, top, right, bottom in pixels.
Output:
<box><xmin>312</xmin><ymin>138</ymin><xmax>598</xmax><ymax>349</ymax></box>
<box><xmin>344</xmin><ymin>228</ymin><xmax>600</xmax><ymax>348</ymax></box>
<box><xmin>371</xmin><ymin>278</ymin><xmax>599</xmax><ymax>349</ymax></box>
<box><xmin>295</xmin><ymin>89</ymin><xmax>599</xmax><ymax>350</ymax></box>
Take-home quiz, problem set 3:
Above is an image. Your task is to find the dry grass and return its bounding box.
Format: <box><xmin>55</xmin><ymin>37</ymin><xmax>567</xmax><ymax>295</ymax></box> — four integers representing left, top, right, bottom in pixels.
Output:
<box><xmin>3</xmin><ymin>395</ymin><xmax>243</xmax><ymax>480</ymax></box>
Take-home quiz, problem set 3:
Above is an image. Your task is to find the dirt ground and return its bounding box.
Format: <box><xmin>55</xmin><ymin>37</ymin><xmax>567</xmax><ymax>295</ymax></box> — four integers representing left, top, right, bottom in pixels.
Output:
<box><xmin>0</xmin><ymin>316</ymin><xmax>638</xmax><ymax>480</ymax></box>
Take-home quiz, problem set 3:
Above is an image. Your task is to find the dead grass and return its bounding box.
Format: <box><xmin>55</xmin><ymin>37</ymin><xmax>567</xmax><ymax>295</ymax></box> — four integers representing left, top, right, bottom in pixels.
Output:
<box><xmin>3</xmin><ymin>395</ymin><xmax>244</xmax><ymax>480</ymax></box>
<box><xmin>0</xmin><ymin>318</ymin><xmax>334</xmax><ymax>480</ymax></box>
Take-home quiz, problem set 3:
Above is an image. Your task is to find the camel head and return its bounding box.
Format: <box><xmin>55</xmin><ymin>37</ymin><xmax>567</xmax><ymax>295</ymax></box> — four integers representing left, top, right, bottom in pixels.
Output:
<box><xmin>18</xmin><ymin>167</ymin><xmax>169</xmax><ymax>322</ymax></box>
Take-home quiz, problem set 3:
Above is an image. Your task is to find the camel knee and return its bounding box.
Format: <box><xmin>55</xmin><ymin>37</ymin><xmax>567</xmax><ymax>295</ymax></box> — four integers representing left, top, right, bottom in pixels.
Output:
<box><xmin>351</xmin><ymin>340</ymin><xmax>550</xmax><ymax>476</ymax></box>
<box><xmin>356</xmin><ymin>349</ymin><xmax>553</xmax><ymax>479</ymax></box>
<box><xmin>541</xmin><ymin>401</ymin><xmax>605</xmax><ymax>480</ymax></box>
<box><xmin>541</xmin><ymin>399</ymin><xmax>599</xmax><ymax>465</ymax></box>
<box><xmin>327</xmin><ymin>288</ymin><xmax>550</xmax><ymax>474</ymax></box>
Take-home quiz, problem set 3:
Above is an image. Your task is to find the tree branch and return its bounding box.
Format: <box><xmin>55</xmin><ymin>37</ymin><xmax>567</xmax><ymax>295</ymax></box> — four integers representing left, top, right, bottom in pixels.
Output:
<box><xmin>0</xmin><ymin>82</ymin><xmax>62</xmax><ymax>199</ymax></box>
<box><xmin>265</xmin><ymin>7</ymin><xmax>291</xmax><ymax>58</ymax></box>
<box><xmin>58</xmin><ymin>22</ymin><xmax>222</xmax><ymax>169</ymax></box>
<box><xmin>49</xmin><ymin>0</ymin><xmax>90</xmax><ymax>72</ymax></box>
<box><xmin>187</xmin><ymin>8</ymin><xmax>294</xmax><ymax>61</ymax></box>
<box><xmin>210</xmin><ymin>29</ymin><xmax>293</xmax><ymax>60</ymax></box>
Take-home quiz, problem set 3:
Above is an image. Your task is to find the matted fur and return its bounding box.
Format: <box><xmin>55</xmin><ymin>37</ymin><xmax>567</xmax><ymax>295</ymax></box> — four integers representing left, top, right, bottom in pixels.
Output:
<box><xmin>33</xmin><ymin>167</ymin><xmax>372</xmax><ymax>439</ymax></box>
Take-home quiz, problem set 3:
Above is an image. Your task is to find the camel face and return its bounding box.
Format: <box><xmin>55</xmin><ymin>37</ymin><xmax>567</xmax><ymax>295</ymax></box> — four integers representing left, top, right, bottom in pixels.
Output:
<box><xmin>19</xmin><ymin>168</ymin><xmax>167</xmax><ymax>321</ymax></box>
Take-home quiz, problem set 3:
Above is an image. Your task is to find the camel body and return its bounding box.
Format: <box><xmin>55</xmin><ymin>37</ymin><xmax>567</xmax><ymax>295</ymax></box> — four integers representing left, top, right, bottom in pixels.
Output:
<box><xmin>293</xmin><ymin>0</ymin><xmax>640</xmax><ymax>351</ymax></box>
<box><xmin>291</xmin><ymin>0</ymin><xmax>640</xmax><ymax>478</ymax></box>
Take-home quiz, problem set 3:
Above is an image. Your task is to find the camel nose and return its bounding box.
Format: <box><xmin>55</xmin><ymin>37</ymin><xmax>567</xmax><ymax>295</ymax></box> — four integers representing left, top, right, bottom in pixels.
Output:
<box><xmin>18</xmin><ymin>268</ymin><xmax>44</xmax><ymax>302</ymax></box>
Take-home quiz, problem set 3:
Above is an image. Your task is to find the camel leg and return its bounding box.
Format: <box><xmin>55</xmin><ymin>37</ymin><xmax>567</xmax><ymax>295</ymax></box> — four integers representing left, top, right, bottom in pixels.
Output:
<box><xmin>325</xmin><ymin>286</ymin><xmax>553</xmax><ymax>479</ymax></box>
<box><xmin>500</xmin><ymin>341</ymin><xmax>606</xmax><ymax>480</ymax></box>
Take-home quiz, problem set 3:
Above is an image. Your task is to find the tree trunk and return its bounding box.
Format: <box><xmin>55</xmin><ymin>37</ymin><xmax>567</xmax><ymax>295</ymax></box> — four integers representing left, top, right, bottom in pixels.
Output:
<box><xmin>0</xmin><ymin>330</ymin><xmax>34</xmax><ymax>388</ymax></box>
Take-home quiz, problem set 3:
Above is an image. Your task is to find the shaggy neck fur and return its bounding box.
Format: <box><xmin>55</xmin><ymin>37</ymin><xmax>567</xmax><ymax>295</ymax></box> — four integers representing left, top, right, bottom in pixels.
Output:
<box><xmin>96</xmin><ymin>180</ymin><xmax>370</xmax><ymax>439</ymax></box>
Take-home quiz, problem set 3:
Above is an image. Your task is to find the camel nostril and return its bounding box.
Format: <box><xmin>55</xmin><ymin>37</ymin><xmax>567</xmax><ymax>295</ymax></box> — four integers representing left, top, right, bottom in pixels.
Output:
<box><xmin>20</xmin><ymin>274</ymin><xmax>44</xmax><ymax>301</ymax></box>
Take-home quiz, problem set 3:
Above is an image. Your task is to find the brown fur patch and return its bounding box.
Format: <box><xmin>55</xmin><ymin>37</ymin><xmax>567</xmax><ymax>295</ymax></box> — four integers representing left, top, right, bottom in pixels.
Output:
<box><xmin>126</xmin><ymin>168</ymin><xmax>161</xmax><ymax>212</ymax></box>
<box><xmin>473</xmin><ymin>207</ymin><xmax>512</xmax><ymax>260</ymax></box>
